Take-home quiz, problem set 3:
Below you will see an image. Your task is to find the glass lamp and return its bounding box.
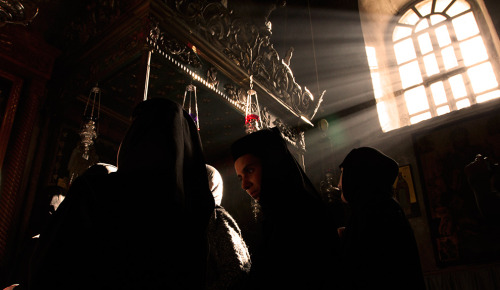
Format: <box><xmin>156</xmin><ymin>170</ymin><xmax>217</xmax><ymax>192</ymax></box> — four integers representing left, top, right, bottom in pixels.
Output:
<box><xmin>245</xmin><ymin>76</ymin><xmax>262</xmax><ymax>134</ymax></box>
<box><xmin>183</xmin><ymin>83</ymin><xmax>199</xmax><ymax>129</ymax></box>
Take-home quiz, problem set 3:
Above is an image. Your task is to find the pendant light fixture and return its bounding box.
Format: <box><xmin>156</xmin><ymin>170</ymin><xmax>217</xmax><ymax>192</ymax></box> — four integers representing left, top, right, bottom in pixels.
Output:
<box><xmin>244</xmin><ymin>75</ymin><xmax>262</xmax><ymax>134</ymax></box>
<box><xmin>79</xmin><ymin>84</ymin><xmax>101</xmax><ymax>160</ymax></box>
<box><xmin>183</xmin><ymin>83</ymin><xmax>199</xmax><ymax>129</ymax></box>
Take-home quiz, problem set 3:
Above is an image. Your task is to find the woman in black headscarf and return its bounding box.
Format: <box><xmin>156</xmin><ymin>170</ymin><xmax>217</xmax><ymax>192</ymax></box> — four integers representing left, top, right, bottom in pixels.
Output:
<box><xmin>338</xmin><ymin>147</ymin><xmax>425</xmax><ymax>290</ymax></box>
<box><xmin>231</xmin><ymin>127</ymin><xmax>339</xmax><ymax>290</ymax></box>
<box><xmin>28</xmin><ymin>98</ymin><xmax>214</xmax><ymax>289</ymax></box>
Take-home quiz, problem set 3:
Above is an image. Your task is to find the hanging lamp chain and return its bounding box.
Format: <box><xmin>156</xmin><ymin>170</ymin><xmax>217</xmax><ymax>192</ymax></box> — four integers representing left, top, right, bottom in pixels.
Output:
<box><xmin>248</xmin><ymin>75</ymin><xmax>256</xmax><ymax>96</ymax></box>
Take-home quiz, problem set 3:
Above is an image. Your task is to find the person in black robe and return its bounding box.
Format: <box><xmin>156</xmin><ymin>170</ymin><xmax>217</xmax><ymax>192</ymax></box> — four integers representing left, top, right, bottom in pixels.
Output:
<box><xmin>465</xmin><ymin>153</ymin><xmax>500</xmax><ymax>224</ymax></box>
<box><xmin>27</xmin><ymin>98</ymin><xmax>215</xmax><ymax>289</ymax></box>
<box><xmin>2</xmin><ymin>185</ymin><xmax>68</xmax><ymax>290</ymax></box>
<box><xmin>231</xmin><ymin>127</ymin><xmax>340</xmax><ymax>290</ymax></box>
<box><xmin>337</xmin><ymin>147</ymin><xmax>425</xmax><ymax>290</ymax></box>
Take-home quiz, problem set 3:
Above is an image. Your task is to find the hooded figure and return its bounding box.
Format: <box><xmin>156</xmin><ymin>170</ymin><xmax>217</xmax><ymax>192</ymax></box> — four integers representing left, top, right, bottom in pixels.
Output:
<box><xmin>207</xmin><ymin>164</ymin><xmax>223</xmax><ymax>207</ymax></box>
<box><xmin>205</xmin><ymin>164</ymin><xmax>251</xmax><ymax>290</ymax></box>
<box><xmin>231</xmin><ymin>127</ymin><xmax>339</xmax><ymax>289</ymax></box>
<box><xmin>338</xmin><ymin>147</ymin><xmax>425</xmax><ymax>290</ymax></box>
<box><xmin>28</xmin><ymin>98</ymin><xmax>214</xmax><ymax>290</ymax></box>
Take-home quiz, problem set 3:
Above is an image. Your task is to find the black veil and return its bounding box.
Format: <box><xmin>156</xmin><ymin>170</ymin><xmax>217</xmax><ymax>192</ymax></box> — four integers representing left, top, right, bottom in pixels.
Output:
<box><xmin>231</xmin><ymin>127</ymin><xmax>321</xmax><ymax>212</ymax></box>
<box><xmin>230</xmin><ymin>127</ymin><xmax>337</xmax><ymax>289</ymax></box>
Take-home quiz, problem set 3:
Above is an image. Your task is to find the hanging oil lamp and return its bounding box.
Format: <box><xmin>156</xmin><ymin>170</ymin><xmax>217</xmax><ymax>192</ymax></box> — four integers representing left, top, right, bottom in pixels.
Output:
<box><xmin>79</xmin><ymin>84</ymin><xmax>100</xmax><ymax>160</ymax></box>
<box><xmin>245</xmin><ymin>75</ymin><xmax>262</xmax><ymax>134</ymax></box>
<box><xmin>183</xmin><ymin>83</ymin><xmax>199</xmax><ymax>129</ymax></box>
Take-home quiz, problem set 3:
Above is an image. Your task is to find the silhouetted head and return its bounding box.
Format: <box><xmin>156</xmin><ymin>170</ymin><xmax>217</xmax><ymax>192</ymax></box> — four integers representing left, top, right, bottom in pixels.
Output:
<box><xmin>339</xmin><ymin>147</ymin><xmax>399</xmax><ymax>205</ymax></box>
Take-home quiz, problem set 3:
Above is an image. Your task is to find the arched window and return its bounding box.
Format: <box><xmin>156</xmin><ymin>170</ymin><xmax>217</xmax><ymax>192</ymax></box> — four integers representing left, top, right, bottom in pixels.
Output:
<box><xmin>363</xmin><ymin>0</ymin><xmax>500</xmax><ymax>132</ymax></box>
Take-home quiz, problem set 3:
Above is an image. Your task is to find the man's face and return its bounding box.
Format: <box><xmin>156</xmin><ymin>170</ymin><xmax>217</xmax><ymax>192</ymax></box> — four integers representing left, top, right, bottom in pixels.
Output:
<box><xmin>234</xmin><ymin>153</ymin><xmax>263</xmax><ymax>201</ymax></box>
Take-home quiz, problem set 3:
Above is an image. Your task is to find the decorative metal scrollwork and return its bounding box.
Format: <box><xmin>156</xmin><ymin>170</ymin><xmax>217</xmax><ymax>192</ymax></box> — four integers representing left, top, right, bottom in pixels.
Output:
<box><xmin>0</xmin><ymin>0</ymin><xmax>38</xmax><ymax>27</ymax></box>
<box><xmin>149</xmin><ymin>18</ymin><xmax>203</xmax><ymax>69</ymax></box>
<box><xmin>157</xmin><ymin>0</ymin><xmax>314</xmax><ymax>148</ymax></box>
<box><xmin>163</xmin><ymin>0</ymin><xmax>324</xmax><ymax>119</ymax></box>
<box><xmin>274</xmin><ymin>118</ymin><xmax>306</xmax><ymax>152</ymax></box>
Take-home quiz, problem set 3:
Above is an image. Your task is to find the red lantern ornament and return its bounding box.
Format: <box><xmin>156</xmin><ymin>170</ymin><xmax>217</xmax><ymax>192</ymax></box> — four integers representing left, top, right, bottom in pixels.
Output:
<box><xmin>244</xmin><ymin>76</ymin><xmax>262</xmax><ymax>134</ymax></box>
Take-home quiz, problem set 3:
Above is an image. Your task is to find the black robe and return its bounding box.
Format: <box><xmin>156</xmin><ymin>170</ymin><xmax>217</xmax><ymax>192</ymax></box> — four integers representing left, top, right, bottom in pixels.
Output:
<box><xmin>339</xmin><ymin>147</ymin><xmax>425</xmax><ymax>290</ymax></box>
<box><xmin>27</xmin><ymin>98</ymin><xmax>214</xmax><ymax>290</ymax></box>
<box><xmin>231</xmin><ymin>128</ymin><xmax>340</xmax><ymax>290</ymax></box>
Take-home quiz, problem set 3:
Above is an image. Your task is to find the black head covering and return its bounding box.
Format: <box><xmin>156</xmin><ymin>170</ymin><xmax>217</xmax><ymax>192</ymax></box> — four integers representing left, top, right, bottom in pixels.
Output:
<box><xmin>231</xmin><ymin>127</ymin><xmax>321</xmax><ymax>211</ymax></box>
<box><xmin>231</xmin><ymin>127</ymin><xmax>288</xmax><ymax>162</ymax></box>
<box><xmin>231</xmin><ymin>129</ymin><xmax>337</xmax><ymax>289</ymax></box>
<box><xmin>339</xmin><ymin>147</ymin><xmax>399</xmax><ymax>204</ymax></box>
<box><xmin>118</xmin><ymin>97</ymin><xmax>214</xmax><ymax>216</ymax></box>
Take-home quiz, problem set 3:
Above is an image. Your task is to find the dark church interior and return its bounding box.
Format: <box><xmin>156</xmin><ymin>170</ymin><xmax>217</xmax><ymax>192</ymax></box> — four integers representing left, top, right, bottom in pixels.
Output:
<box><xmin>1</xmin><ymin>0</ymin><xmax>500</xmax><ymax>288</ymax></box>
